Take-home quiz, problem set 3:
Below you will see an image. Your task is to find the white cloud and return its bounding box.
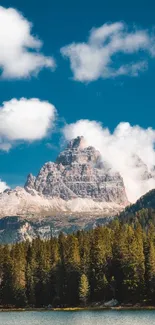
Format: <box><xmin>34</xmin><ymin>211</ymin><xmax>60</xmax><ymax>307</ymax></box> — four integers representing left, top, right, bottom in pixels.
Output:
<box><xmin>63</xmin><ymin>120</ymin><xmax>155</xmax><ymax>203</ymax></box>
<box><xmin>61</xmin><ymin>22</ymin><xmax>155</xmax><ymax>82</ymax></box>
<box><xmin>0</xmin><ymin>98</ymin><xmax>56</xmax><ymax>150</ymax></box>
<box><xmin>0</xmin><ymin>6</ymin><xmax>55</xmax><ymax>79</ymax></box>
<box><xmin>0</xmin><ymin>179</ymin><xmax>9</xmax><ymax>193</ymax></box>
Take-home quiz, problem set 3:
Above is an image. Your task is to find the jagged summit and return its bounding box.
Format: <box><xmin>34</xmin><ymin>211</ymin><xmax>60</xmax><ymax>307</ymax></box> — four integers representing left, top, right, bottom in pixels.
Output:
<box><xmin>56</xmin><ymin>136</ymin><xmax>101</xmax><ymax>166</ymax></box>
<box><xmin>24</xmin><ymin>136</ymin><xmax>128</xmax><ymax>204</ymax></box>
<box><xmin>67</xmin><ymin>136</ymin><xmax>86</xmax><ymax>149</ymax></box>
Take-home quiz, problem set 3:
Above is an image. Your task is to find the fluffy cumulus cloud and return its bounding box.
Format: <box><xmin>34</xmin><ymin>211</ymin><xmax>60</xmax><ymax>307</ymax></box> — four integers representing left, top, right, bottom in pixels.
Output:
<box><xmin>63</xmin><ymin>120</ymin><xmax>155</xmax><ymax>203</ymax></box>
<box><xmin>0</xmin><ymin>6</ymin><xmax>55</xmax><ymax>79</ymax></box>
<box><xmin>61</xmin><ymin>22</ymin><xmax>155</xmax><ymax>82</ymax></box>
<box><xmin>0</xmin><ymin>98</ymin><xmax>56</xmax><ymax>150</ymax></box>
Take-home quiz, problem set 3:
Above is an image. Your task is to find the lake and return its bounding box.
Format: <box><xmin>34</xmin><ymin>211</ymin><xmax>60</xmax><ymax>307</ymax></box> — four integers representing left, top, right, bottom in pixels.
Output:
<box><xmin>0</xmin><ymin>310</ymin><xmax>155</xmax><ymax>325</ymax></box>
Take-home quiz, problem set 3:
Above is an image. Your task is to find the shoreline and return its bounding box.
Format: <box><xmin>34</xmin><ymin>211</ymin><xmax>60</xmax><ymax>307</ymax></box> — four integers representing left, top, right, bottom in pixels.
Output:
<box><xmin>1</xmin><ymin>306</ymin><xmax>155</xmax><ymax>312</ymax></box>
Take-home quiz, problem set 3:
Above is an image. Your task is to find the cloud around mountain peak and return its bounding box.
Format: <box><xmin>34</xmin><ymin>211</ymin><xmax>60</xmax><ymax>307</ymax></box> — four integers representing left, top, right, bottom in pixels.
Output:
<box><xmin>0</xmin><ymin>179</ymin><xmax>9</xmax><ymax>193</ymax></box>
<box><xmin>63</xmin><ymin>120</ymin><xmax>155</xmax><ymax>202</ymax></box>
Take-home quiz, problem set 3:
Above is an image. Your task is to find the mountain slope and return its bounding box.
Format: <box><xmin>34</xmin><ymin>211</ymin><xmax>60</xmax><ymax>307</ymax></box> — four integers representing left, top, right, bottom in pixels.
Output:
<box><xmin>122</xmin><ymin>189</ymin><xmax>155</xmax><ymax>215</ymax></box>
<box><xmin>0</xmin><ymin>187</ymin><xmax>125</xmax><ymax>217</ymax></box>
<box><xmin>118</xmin><ymin>189</ymin><xmax>155</xmax><ymax>228</ymax></box>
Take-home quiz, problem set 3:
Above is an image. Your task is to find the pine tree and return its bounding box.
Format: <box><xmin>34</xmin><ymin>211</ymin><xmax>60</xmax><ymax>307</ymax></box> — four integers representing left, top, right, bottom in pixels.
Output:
<box><xmin>0</xmin><ymin>247</ymin><xmax>15</xmax><ymax>306</ymax></box>
<box><xmin>79</xmin><ymin>274</ymin><xmax>89</xmax><ymax>305</ymax></box>
<box><xmin>145</xmin><ymin>224</ymin><xmax>155</xmax><ymax>302</ymax></box>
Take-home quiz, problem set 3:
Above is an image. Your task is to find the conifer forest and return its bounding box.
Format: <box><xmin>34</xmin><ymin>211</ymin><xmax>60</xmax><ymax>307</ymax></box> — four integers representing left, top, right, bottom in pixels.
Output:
<box><xmin>1</xmin><ymin>208</ymin><xmax>155</xmax><ymax>308</ymax></box>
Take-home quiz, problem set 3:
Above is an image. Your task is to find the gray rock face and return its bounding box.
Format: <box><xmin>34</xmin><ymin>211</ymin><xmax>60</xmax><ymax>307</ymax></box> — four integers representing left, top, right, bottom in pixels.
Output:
<box><xmin>25</xmin><ymin>136</ymin><xmax>128</xmax><ymax>205</ymax></box>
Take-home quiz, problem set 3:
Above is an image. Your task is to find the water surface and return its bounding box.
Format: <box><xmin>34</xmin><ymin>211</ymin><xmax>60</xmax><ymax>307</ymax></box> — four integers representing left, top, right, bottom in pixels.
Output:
<box><xmin>0</xmin><ymin>310</ymin><xmax>155</xmax><ymax>325</ymax></box>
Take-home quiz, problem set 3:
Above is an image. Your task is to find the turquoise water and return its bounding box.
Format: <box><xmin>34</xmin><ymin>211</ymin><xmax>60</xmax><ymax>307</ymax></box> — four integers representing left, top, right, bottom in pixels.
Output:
<box><xmin>0</xmin><ymin>310</ymin><xmax>155</xmax><ymax>325</ymax></box>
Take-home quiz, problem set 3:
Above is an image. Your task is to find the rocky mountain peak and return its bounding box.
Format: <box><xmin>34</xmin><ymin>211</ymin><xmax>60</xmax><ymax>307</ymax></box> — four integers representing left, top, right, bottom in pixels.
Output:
<box><xmin>67</xmin><ymin>136</ymin><xmax>86</xmax><ymax>149</ymax></box>
<box><xmin>25</xmin><ymin>173</ymin><xmax>36</xmax><ymax>188</ymax></box>
<box><xmin>24</xmin><ymin>136</ymin><xmax>128</xmax><ymax>205</ymax></box>
<box><xmin>56</xmin><ymin>136</ymin><xmax>101</xmax><ymax>166</ymax></box>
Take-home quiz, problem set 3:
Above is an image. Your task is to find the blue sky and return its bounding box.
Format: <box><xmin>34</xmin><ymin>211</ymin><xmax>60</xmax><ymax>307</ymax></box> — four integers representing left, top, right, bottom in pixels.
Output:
<box><xmin>0</xmin><ymin>0</ymin><xmax>155</xmax><ymax>189</ymax></box>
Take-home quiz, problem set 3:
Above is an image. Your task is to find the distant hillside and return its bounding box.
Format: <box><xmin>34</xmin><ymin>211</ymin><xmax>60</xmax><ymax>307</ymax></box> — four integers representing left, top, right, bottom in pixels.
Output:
<box><xmin>118</xmin><ymin>189</ymin><xmax>155</xmax><ymax>227</ymax></box>
<box><xmin>124</xmin><ymin>189</ymin><xmax>155</xmax><ymax>213</ymax></box>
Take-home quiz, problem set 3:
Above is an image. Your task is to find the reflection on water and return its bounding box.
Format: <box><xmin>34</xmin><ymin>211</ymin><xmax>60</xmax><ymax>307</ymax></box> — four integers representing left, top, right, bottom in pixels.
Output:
<box><xmin>0</xmin><ymin>310</ymin><xmax>154</xmax><ymax>325</ymax></box>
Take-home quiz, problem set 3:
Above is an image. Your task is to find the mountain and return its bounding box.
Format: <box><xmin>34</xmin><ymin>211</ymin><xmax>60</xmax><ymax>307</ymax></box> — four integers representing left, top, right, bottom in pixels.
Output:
<box><xmin>0</xmin><ymin>136</ymin><xmax>129</xmax><ymax>243</ymax></box>
<box><xmin>25</xmin><ymin>136</ymin><xmax>128</xmax><ymax>204</ymax></box>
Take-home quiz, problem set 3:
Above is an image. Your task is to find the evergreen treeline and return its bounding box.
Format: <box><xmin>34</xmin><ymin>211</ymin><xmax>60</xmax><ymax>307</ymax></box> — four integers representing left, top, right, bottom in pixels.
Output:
<box><xmin>1</xmin><ymin>211</ymin><xmax>155</xmax><ymax>308</ymax></box>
